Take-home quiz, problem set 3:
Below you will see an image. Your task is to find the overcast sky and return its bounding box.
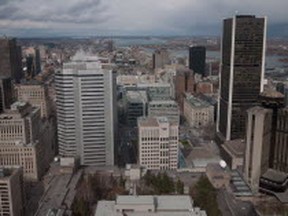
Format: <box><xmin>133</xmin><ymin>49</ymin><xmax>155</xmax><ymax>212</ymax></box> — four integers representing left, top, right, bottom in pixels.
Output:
<box><xmin>0</xmin><ymin>0</ymin><xmax>287</xmax><ymax>37</ymax></box>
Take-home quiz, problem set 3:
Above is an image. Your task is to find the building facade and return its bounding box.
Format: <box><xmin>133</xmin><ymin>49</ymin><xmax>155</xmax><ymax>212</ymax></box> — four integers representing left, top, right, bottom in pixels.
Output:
<box><xmin>244</xmin><ymin>106</ymin><xmax>272</xmax><ymax>193</ymax></box>
<box><xmin>152</xmin><ymin>49</ymin><xmax>170</xmax><ymax>69</ymax></box>
<box><xmin>124</xmin><ymin>91</ymin><xmax>147</xmax><ymax>127</ymax></box>
<box><xmin>138</xmin><ymin>117</ymin><xmax>178</xmax><ymax>170</ymax></box>
<box><xmin>55</xmin><ymin>53</ymin><xmax>117</xmax><ymax>166</ymax></box>
<box><xmin>217</xmin><ymin>15</ymin><xmax>266</xmax><ymax>141</ymax></box>
<box><xmin>174</xmin><ymin>68</ymin><xmax>194</xmax><ymax>112</ymax></box>
<box><xmin>0</xmin><ymin>102</ymin><xmax>50</xmax><ymax>181</ymax></box>
<box><xmin>183</xmin><ymin>94</ymin><xmax>214</xmax><ymax>128</ymax></box>
<box><xmin>148</xmin><ymin>100</ymin><xmax>180</xmax><ymax>124</ymax></box>
<box><xmin>0</xmin><ymin>77</ymin><xmax>13</xmax><ymax>113</ymax></box>
<box><xmin>189</xmin><ymin>46</ymin><xmax>206</xmax><ymax>77</ymax></box>
<box><xmin>0</xmin><ymin>167</ymin><xmax>24</xmax><ymax>216</ymax></box>
<box><xmin>15</xmin><ymin>83</ymin><xmax>50</xmax><ymax>118</ymax></box>
<box><xmin>0</xmin><ymin>37</ymin><xmax>22</xmax><ymax>82</ymax></box>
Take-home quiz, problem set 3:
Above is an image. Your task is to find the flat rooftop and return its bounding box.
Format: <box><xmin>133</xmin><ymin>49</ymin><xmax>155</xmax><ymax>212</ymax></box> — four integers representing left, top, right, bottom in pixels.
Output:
<box><xmin>95</xmin><ymin>195</ymin><xmax>206</xmax><ymax>216</ymax></box>
<box><xmin>223</xmin><ymin>139</ymin><xmax>245</xmax><ymax>157</ymax></box>
<box><xmin>261</xmin><ymin>169</ymin><xmax>288</xmax><ymax>183</ymax></box>
<box><xmin>185</xmin><ymin>94</ymin><xmax>211</xmax><ymax>108</ymax></box>
<box><xmin>126</xmin><ymin>91</ymin><xmax>148</xmax><ymax>102</ymax></box>
<box><xmin>116</xmin><ymin>195</ymin><xmax>154</xmax><ymax>206</ymax></box>
<box><xmin>138</xmin><ymin>116</ymin><xmax>178</xmax><ymax>127</ymax></box>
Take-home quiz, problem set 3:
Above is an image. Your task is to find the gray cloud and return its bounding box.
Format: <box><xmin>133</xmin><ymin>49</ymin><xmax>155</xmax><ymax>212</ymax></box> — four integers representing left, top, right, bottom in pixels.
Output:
<box><xmin>0</xmin><ymin>0</ymin><xmax>287</xmax><ymax>36</ymax></box>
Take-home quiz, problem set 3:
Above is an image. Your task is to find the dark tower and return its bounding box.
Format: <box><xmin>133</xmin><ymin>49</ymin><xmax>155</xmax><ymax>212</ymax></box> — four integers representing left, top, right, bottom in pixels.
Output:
<box><xmin>189</xmin><ymin>46</ymin><xmax>206</xmax><ymax>77</ymax></box>
<box><xmin>217</xmin><ymin>15</ymin><xmax>266</xmax><ymax>141</ymax></box>
<box><xmin>0</xmin><ymin>77</ymin><xmax>13</xmax><ymax>113</ymax></box>
<box><xmin>0</xmin><ymin>37</ymin><xmax>22</xmax><ymax>83</ymax></box>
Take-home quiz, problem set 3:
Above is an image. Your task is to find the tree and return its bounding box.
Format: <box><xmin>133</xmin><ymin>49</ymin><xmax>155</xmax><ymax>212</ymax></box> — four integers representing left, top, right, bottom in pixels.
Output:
<box><xmin>72</xmin><ymin>197</ymin><xmax>90</xmax><ymax>216</ymax></box>
<box><xmin>176</xmin><ymin>179</ymin><xmax>184</xmax><ymax>194</ymax></box>
<box><xmin>190</xmin><ymin>176</ymin><xmax>221</xmax><ymax>216</ymax></box>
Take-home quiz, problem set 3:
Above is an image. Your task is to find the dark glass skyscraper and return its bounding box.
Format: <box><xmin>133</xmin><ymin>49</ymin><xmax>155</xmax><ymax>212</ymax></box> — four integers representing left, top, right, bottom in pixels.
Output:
<box><xmin>189</xmin><ymin>46</ymin><xmax>206</xmax><ymax>76</ymax></box>
<box><xmin>217</xmin><ymin>15</ymin><xmax>267</xmax><ymax>141</ymax></box>
<box><xmin>0</xmin><ymin>38</ymin><xmax>22</xmax><ymax>83</ymax></box>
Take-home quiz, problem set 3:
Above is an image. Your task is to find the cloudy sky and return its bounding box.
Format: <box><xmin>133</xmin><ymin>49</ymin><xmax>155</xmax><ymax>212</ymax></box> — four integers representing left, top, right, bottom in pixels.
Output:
<box><xmin>0</xmin><ymin>0</ymin><xmax>287</xmax><ymax>37</ymax></box>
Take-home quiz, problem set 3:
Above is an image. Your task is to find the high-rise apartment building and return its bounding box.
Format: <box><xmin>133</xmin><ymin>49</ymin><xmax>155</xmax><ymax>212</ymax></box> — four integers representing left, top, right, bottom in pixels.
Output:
<box><xmin>138</xmin><ymin>117</ymin><xmax>178</xmax><ymax>170</ymax></box>
<box><xmin>0</xmin><ymin>167</ymin><xmax>24</xmax><ymax>216</ymax></box>
<box><xmin>55</xmin><ymin>53</ymin><xmax>117</xmax><ymax>166</ymax></box>
<box><xmin>189</xmin><ymin>46</ymin><xmax>206</xmax><ymax>77</ymax></box>
<box><xmin>0</xmin><ymin>37</ymin><xmax>22</xmax><ymax>82</ymax></box>
<box><xmin>15</xmin><ymin>83</ymin><xmax>50</xmax><ymax>118</ymax></box>
<box><xmin>0</xmin><ymin>77</ymin><xmax>13</xmax><ymax>113</ymax></box>
<box><xmin>217</xmin><ymin>15</ymin><xmax>267</xmax><ymax>141</ymax></box>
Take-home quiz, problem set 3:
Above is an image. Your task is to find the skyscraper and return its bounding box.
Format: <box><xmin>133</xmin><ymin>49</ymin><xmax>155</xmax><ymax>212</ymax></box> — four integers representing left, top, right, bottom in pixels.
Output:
<box><xmin>189</xmin><ymin>46</ymin><xmax>206</xmax><ymax>77</ymax></box>
<box><xmin>0</xmin><ymin>77</ymin><xmax>13</xmax><ymax>113</ymax></box>
<box><xmin>0</xmin><ymin>37</ymin><xmax>22</xmax><ymax>82</ymax></box>
<box><xmin>217</xmin><ymin>15</ymin><xmax>267</xmax><ymax>141</ymax></box>
<box><xmin>55</xmin><ymin>52</ymin><xmax>117</xmax><ymax>166</ymax></box>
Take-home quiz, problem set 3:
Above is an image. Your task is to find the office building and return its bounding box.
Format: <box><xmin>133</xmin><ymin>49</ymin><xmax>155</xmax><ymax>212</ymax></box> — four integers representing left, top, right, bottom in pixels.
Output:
<box><xmin>174</xmin><ymin>68</ymin><xmax>194</xmax><ymax>112</ymax></box>
<box><xmin>148</xmin><ymin>100</ymin><xmax>180</xmax><ymax>124</ymax></box>
<box><xmin>138</xmin><ymin>83</ymin><xmax>172</xmax><ymax>101</ymax></box>
<box><xmin>258</xmin><ymin>90</ymin><xmax>286</xmax><ymax>170</ymax></box>
<box><xmin>138</xmin><ymin>117</ymin><xmax>178</xmax><ymax>170</ymax></box>
<box><xmin>95</xmin><ymin>195</ymin><xmax>207</xmax><ymax>216</ymax></box>
<box><xmin>189</xmin><ymin>46</ymin><xmax>206</xmax><ymax>77</ymax></box>
<box><xmin>0</xmin><ymin>167</ymin><xmax>24</xmax><ymax>216</ymax></box>
<box><xmin>55</xmin><ymin>53</ymin><xmax>117</xmax><ymax>166</ymax></box>
<box><xmin>152</xmin><ymin>49</ymin><xmax>170</xmax><ymax>69</ymax></box>
<box><xmin>124</xmin><ymin>91</ymin><xmax>147</xmax><ymax>127</ymax></box>
<box><xmin>15</xmin><ymin>82</ymin><xmax>50</xmax><ymax>118</ymax></box>
<box><xmin>217</xmin><ymin>15</ymin><xmax>266</xmax><ymax>141</ymax></box>
<box><xmin>24</xmin><ymin>48</ymin><xmax>41</xmax><ymax>78</ymax></box>
<box><xmin>273</xmin><ymin>108</ymin><xmax>288</xmax><ymax>172</ymax></box>
<box><xmin>183</xmin><ymin>94</ymin><xmax>214</xmax><ymax>128</ymax></box>
<box><xmin>0</xmin><ymin>37</ymin><xmax>22</xmax><ymax>82</ymax></box>
<box><xmin>244</xmin><ymin>106</ymin><xmax>272</xmax><ymax>193</ymax></box>
<box><xmin>0</xmin><ymin>77</ymin><xmax>13</xmax><ymax>113</ymax></box>
<box><xmin>0</xmin><ymin>102</ymin><xmax>51</xmax><ymax>181</ymax></box>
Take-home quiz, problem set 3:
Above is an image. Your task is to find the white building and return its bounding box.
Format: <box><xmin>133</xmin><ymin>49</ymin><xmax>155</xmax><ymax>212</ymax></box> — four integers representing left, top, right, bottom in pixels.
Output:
<box><xmin>184</xmin><ymin>94</ymin><xmax>214</xmax><ymax>128</ymax></box>
<box><xmin>138</xmin><ymin>117</ymin><xmax>178</xmax><ymax>170</ymax></box>
<box><xmin>55</xmin><ymin>52</ymin><xmax>117</xmax><ymax>166</ymax></box>
<box><xmin>95</xmin><ymin>195</ymin><xmax>207</xmax><ymax>216</ymax></box>
<box><xmin>148</xmin><ymin>100</ymin><xmax>180</xmax><ymax>124</ymax></box>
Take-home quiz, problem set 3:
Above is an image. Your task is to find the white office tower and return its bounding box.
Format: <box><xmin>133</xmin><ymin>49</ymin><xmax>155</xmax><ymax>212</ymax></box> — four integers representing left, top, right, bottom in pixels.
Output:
<box><xmin>138</xmin><ymin>117</ymin><xmax>178</xmax><ymax>170</ymax></box>
<box><xmin>55</xmin><ymin>52</ymin><xmax>117</xmax><ymax>166</ymax></box>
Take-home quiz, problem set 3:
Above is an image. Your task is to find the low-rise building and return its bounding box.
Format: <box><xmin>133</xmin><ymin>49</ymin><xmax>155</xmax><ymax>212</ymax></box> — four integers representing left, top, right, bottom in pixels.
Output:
<box><xmin>0</xmin><ymin>167</ymin><xmax>24</xmax><ymax>216</ymax></box>
<box><xmin>183</xmin><ymin>94</ymin><xmax>214</xmax><ymax>128</ymax></box>
<box><xmin>95</xmin><ymin>195</ymin><xmax>206</xmax><ymax>216</ymax></box>
<box><xmin>148</xmin><ymin>100</ymin><xmax>180</xmax><ymax>124</ymax></box>
<box><xmin>138</xmin><ymin>117</ymin><xmax>178</xmax><ymax>170</ymax></box>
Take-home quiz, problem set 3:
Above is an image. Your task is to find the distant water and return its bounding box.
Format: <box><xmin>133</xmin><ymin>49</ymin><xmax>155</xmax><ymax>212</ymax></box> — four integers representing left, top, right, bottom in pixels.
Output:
<box><xmin>113</xmin><ymin>37</ymin><xmax>167</xmax><ymax>46</ymax></box>
<box><xmin>114</xmin><ymin>38</ymin><xmax>288</xmax><ymax>69</ymax></box>
<box><xmin>168</xmin><ymin>49</ymin><xmax>288</xmax><ymax>69</ymax></box>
